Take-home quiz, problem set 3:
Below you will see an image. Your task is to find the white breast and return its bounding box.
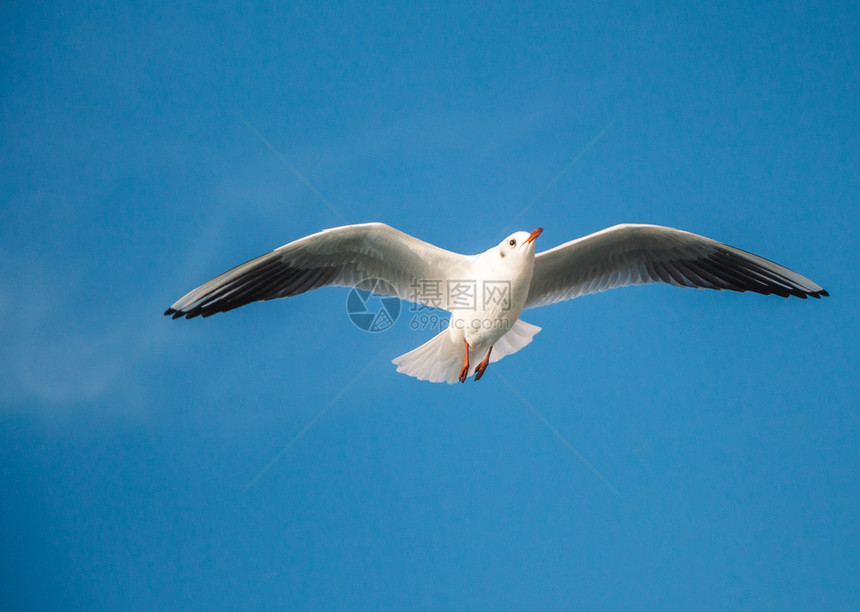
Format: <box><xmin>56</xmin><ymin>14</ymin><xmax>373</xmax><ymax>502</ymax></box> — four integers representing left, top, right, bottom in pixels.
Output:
<box><xmin>448</xmin><ymin>254</ymin><xmax>535</xmax><ymax>348</ymax></box>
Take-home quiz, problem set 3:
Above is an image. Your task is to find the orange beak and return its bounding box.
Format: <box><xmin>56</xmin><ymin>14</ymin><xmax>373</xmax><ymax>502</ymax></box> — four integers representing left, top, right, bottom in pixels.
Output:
<box><xmin>525</xmin><ymin>227</ymin><xmax>543</xmax><ymax>244</ymax></box>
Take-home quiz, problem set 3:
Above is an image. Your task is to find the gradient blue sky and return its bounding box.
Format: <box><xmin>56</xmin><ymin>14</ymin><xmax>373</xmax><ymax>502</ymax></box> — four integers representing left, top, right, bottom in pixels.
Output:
<box><xmin>2</xmin><ymin>1</ymin><xmax>858</xmax><ymax>609</ymax></box>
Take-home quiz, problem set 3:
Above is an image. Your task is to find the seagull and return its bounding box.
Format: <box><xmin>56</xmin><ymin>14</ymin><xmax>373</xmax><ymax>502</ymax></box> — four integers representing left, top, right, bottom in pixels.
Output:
<box><xmin>165</xmin><ymin>223</ymin><xmax>827</xmax><ymax>384</ymax></box>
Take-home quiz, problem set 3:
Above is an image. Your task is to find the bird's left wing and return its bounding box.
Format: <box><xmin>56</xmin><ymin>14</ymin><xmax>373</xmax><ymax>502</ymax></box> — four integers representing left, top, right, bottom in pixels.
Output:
<box><xmin>165</xmin><ymin>223</ymin><xmax>469</xmax><ymax>319</ymax></box>
<box><xmin>525</xmin><ymin>224</ymin><xmax>827</xmax><ymax>309</ymax></box>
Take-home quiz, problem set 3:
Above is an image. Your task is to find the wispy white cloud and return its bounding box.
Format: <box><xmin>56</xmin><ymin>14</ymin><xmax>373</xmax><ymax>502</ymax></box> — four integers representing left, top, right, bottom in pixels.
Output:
<box><xmin>0</xmin><ymin>134</ymin><xmax>342</xmax><ymax>420</ymax></box>
<box><xmin>0</xmin><ymin>255</ymin><xmax>166</xmax><ymax>416</ymax></box>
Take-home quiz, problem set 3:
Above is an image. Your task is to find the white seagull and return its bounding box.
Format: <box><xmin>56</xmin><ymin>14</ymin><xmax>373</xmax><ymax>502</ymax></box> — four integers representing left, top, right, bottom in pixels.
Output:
<box><xmin>165</xmin><ymin>223</ymin><xmax>827</xmax><ymax>384</ymax></box>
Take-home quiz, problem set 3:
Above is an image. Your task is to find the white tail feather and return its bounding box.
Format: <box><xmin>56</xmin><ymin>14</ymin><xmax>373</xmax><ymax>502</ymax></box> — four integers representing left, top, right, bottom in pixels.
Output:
<box><xmin>392</xmin><ymin>319</ymin><xmax>542</xmax><ymax>384</ymax></box>
<box><xmin>490</xmin><ymin>319</ymin><xmax>542</xmax><ymax>363</ymax></box>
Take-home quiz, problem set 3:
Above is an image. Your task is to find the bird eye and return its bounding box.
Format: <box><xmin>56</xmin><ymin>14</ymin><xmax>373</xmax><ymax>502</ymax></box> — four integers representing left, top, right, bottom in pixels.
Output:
<box><xmin>508</xmin><ymin>239</ymin><xmax>516</xmax><ymax>246</ymax></box>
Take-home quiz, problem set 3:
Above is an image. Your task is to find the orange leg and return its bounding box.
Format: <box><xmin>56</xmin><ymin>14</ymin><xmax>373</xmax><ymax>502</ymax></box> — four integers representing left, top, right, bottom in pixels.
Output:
<box><xmin>458</xmin><ymin>339</ymin><xmax>471</xmax><ymax>383</ymax></box>
<box><xmin>473</xmin><ymin>346</ymin><xmax>493</xmax><ymax>382</ymax></box>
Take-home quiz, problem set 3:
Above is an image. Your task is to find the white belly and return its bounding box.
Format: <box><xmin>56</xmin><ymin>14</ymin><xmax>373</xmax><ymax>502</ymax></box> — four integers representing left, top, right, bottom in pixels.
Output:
<box><xmin>449</xmin><ymin>306</ymin><xmax>520</xmax><ymax>347</ymax></box>
<box><xmin>447</xmin><ymin>276</ymin><xmax>530</xmax><ymax>350</ymax></box>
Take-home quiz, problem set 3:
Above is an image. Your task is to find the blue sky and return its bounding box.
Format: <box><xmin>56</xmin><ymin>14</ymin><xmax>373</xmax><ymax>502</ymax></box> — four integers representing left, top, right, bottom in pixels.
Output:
<box><xmin>2</xmin><ymin>0</ymin><xmax>858</xmax><ymax>608</ymax></box>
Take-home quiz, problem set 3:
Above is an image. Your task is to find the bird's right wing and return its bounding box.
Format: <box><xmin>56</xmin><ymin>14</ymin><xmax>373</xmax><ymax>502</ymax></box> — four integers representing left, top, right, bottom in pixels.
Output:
<box><xmin>165</xmin><ymin>223</ymin><xmax>470</xmax><ymax>319</ymax></box>
<box><xmin>525</xmin><ymin>224</ymin><xmax>827</xmax><ymax>309</ymax></box>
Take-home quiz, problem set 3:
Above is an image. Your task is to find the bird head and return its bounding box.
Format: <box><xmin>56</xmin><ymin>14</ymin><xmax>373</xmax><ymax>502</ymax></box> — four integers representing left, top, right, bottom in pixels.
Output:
<box><xmin>498</xmin><ymin>228</ymin><xmax>543</xmax><ymax>261</ymax></box>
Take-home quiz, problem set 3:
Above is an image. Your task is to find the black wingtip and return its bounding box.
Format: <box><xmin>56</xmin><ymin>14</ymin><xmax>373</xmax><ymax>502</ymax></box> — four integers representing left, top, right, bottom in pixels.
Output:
<box><xmin>820</xmin><ymin>289</ymin><xmax>829</xmax><ymax>297</ymax></box>
<box><xmin>165</xmin><ymin>306</ymin><xmax>195</xmax><ymax>319</ymax></box>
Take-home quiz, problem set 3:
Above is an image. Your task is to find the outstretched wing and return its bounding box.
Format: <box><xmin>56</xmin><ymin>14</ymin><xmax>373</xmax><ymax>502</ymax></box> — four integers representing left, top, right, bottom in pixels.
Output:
<box><xmin>526</xmin><ymin>224</ymin><xmax>827</xmax><ymax>309</ymax></box>
<box><xmin>165</xmin><ymin>223</ymin><xmax>469</xmax><ymax>319</ymax></box>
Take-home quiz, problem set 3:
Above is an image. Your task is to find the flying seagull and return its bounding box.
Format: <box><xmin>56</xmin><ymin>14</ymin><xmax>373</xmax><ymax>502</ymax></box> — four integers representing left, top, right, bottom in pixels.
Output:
<box><xmin>165</xmin><ymin>223</ymin><xmax>827</xmax><ymax>383</ymax></box>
